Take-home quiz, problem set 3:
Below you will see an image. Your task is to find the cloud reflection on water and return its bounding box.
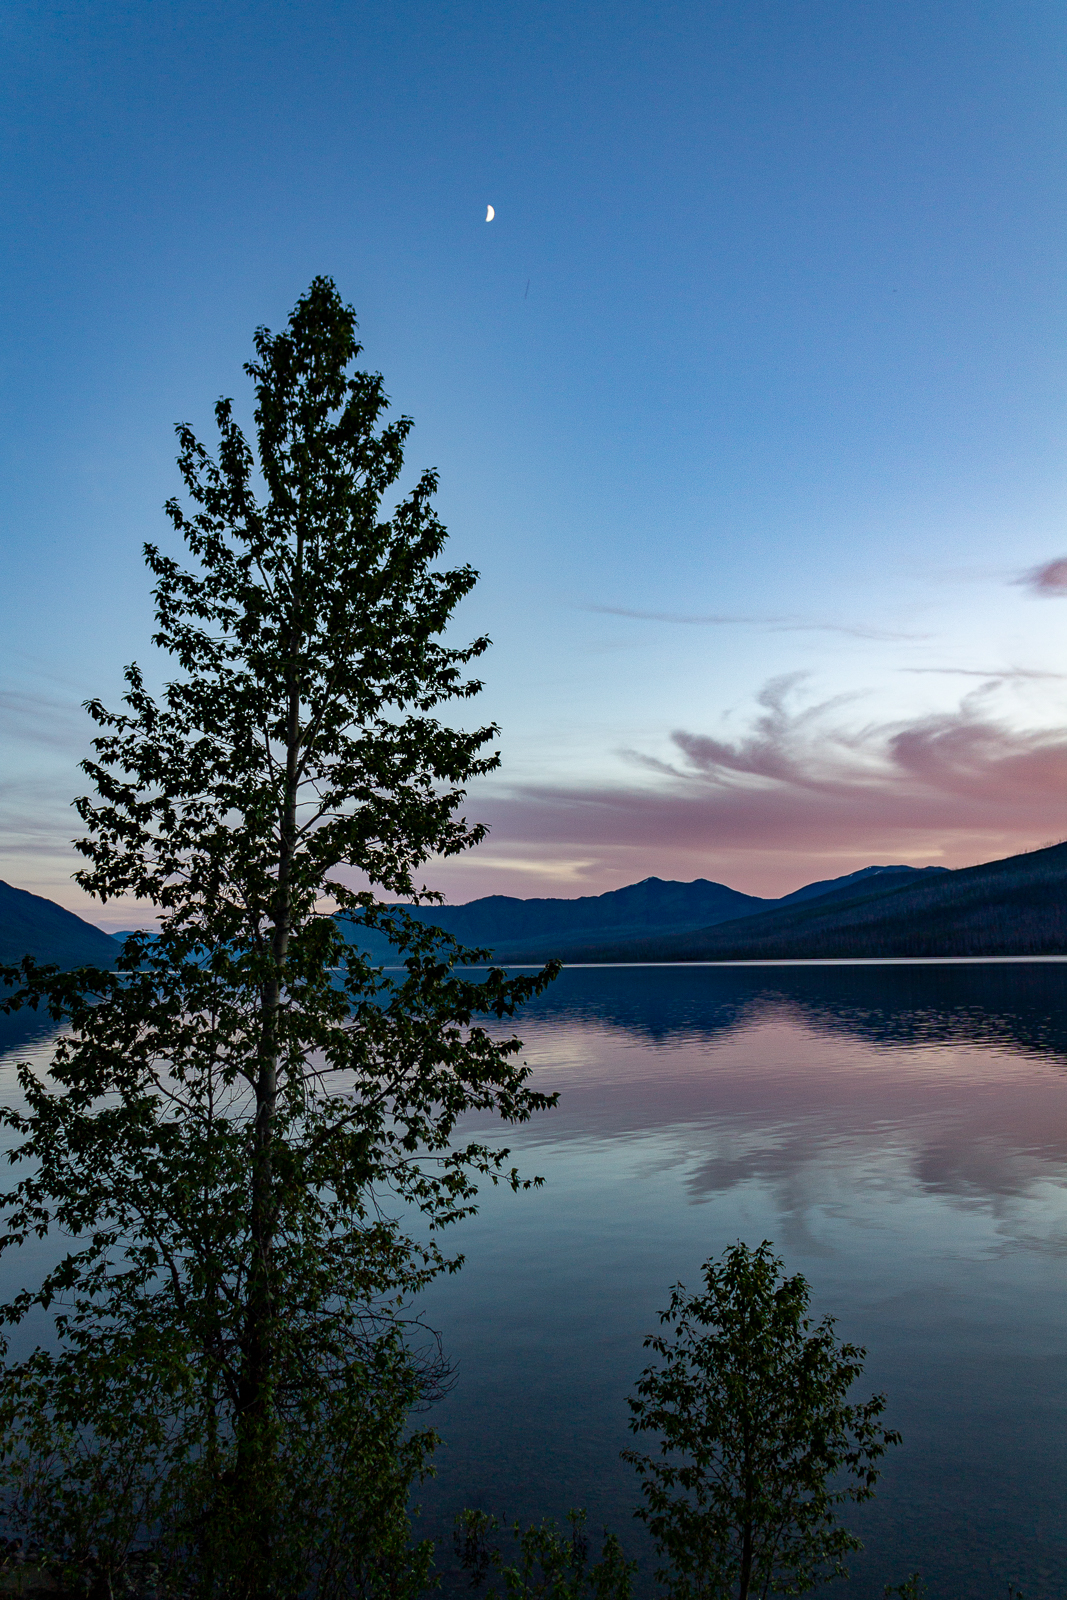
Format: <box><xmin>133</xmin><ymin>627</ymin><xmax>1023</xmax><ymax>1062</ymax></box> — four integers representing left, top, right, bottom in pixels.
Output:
<box><xmin>491</xmin><ymin>964</ymin><xmax>1067</xmax><ymax>1262</ymax></box>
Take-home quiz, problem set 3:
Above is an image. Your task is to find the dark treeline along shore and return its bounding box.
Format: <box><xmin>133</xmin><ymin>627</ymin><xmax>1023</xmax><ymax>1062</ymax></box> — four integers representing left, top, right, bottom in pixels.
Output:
<box><xmin>6</xmin><ymin>921</ymin><xmax>1066</xmax><ymax>1070</ymax></box>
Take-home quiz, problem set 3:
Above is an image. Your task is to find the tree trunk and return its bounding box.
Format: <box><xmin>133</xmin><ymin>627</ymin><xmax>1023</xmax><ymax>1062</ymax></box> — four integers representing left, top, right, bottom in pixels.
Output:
<box><xmin>738</xmin><ymin>1518</ymin><xmax>754</xmax><ymax>1600</ymax></box>
<box><xmin>235</xmin><ymin>635</ymin><xmax>301</xmax><ymax>1590</ymax></box>
<box><xmin>738</xmin><ymin>1407</ymin><xmax>755</xmax><ymax>1600</ymax></box>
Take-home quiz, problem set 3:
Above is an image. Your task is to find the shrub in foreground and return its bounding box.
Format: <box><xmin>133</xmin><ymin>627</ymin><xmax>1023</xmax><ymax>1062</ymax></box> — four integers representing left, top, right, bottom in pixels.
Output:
<box><xmin>623</xmin><ymin>1242</ymin><xmax>900</xmax><ymax>1600</ymax></box>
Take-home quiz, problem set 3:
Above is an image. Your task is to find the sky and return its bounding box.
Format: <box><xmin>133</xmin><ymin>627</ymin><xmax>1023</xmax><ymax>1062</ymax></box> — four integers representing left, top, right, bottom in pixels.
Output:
<box><xmin>2</xmin><ymin>0</ymin><xmax>1066</xmax><ymax>928</ymax></box>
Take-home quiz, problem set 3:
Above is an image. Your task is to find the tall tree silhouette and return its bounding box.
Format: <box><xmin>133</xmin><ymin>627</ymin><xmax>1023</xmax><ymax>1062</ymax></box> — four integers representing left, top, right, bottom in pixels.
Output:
<box><xmin>0</xmin><ymin>278</ymin><xmax>557</xmax><ymax>1598</ymax></box>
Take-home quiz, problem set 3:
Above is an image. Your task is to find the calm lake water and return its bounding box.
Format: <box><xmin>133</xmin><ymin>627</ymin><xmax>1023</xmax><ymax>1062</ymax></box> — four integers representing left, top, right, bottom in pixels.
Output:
<box><xmin>414</xmin><ymin>962</ymin><xmax>1067</xmax><ymax>1600</ymax></box>
<box><xmin>4</xmin><ymin>961</ymin><xmax>1067</xmax><ymax>1598</ymax></box>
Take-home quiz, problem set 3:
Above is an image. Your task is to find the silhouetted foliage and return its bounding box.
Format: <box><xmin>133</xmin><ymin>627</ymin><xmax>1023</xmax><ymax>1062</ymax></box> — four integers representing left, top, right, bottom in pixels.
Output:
<box><xmin>0</xmin><ymin>277</ymin><xmax>557</xmax><ymax>1598</ymax></box>
<box><xmin>454</xmin><ymin>1509</ymin><xmax>635</xmax><ymax>1600</ymax></box>
<box><xmin>884</xmin><ymin>1575</ymin><xmax>927</xmax><ymax>1600</ymax></box>
<box><xmin>624</xmin><ymin>1242</ymin><xmax>899</xmax><ymax>1600</ymax></box>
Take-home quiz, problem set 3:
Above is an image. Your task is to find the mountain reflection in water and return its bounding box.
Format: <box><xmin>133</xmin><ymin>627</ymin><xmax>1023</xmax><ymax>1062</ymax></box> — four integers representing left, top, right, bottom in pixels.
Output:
<box><xmin>4</xmin><ymin>963</ymin><xmax>1067</xmax><ymax>1599</ymax></box>
<box><xmin>520</xmin><ymin>961</ymin><xmax>1067</xmax><ymax>1060</ymax></box>
<box><xmin>507</xmin><ymin>964</ymin><xmax>1067</xmax><ymax>1235</ymax></box>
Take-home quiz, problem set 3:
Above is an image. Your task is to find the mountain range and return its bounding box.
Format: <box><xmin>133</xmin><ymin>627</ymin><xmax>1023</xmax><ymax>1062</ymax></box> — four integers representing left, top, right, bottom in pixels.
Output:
<box><xmin>525</xmin><ymin>841</ymin><xmax>1067</xmax><ymax>962</ymax></box>
<box><xmin>3</xmin><ymin>843</ymin><xmax>1066</xmax><ymax>971</ymax></box>
<box><xmin>339</xmin><ymin>862</ymin><xmax>949</xmax><ymax>963</ymax></box>
<box><xmin>0</xmin><ymin>880</ymin><xmax>122</xmax><ymax>970</ymax></box>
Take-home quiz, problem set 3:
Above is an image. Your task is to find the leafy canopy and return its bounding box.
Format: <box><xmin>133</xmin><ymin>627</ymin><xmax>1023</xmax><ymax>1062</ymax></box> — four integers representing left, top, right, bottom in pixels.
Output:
<box><xmin>624</xmin><ymin>1242</ymin><xmax>900</xmax><ymax>1600</ymax></box>
<box><xmin>453</xmin><ymin>1509</ymin><xmax>636</xmax><ymax>1600</ymax></box>
<box><xmin>0</xmin><ymin>277</ymin><xmax>558</xmax><ymax>1599</ymax></box>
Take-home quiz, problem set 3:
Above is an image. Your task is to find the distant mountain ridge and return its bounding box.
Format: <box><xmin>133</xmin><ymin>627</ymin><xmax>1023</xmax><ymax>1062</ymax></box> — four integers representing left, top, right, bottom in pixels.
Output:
<box><xmin>774</xmin><ymin>863</ymin><xmax>947</xmax><ymax>906</ymax></box>
<box><xmin>0</xmin><ymin>881</ymin><xmax>119</xmax><ymax>970</ymax></box>
<box><xmin>341</xmin><ymin>863</ymin><xmax>948</xmax><ymax>964</ymax></box>
<box><xmin>538</xmin><ymin>843</ymin><xmax>1067</xmax><ymax>963</ymax></box>
<box><xmin>9</xmin><ymin>850</ymin><xmax>1060</xmax><ymax>971</ymax></box>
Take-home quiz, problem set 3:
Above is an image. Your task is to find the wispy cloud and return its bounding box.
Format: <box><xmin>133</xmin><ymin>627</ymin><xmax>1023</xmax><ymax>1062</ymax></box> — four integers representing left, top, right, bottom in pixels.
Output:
<box><xmin>0</xmin><ymin>688</ymin><xmax>89</xmax><ymax>752</ymax></box>
<box><xmin>454</xmin><ymin>678</ymin><xmax>1067</xmax><ymax>896</ymax></box>
<box><xmin>903</xmin><ymin>667</ymin><xmax>1067</xmax><ymax>680</ymax></box>
<box><xmin>1019</xmin><ymin>558</ymin><xmax>1067</xmax><ymax>596</ymax></box>
<box><xmin>586</xmin><ymin>605</ymin><xmax>927</xmax><ymax>642</ymax></box>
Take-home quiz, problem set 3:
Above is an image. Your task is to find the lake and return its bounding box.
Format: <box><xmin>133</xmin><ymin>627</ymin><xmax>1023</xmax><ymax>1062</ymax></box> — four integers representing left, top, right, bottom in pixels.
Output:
<box><xmin>414</xmin><ymin>962</ymin><xmax>1067</xmax><ymax>1600</ymax></box>
<box><xmin>4</xmin><ymin>960</ymin><xmax>1067</xmax><ymax>1598</ymax></box>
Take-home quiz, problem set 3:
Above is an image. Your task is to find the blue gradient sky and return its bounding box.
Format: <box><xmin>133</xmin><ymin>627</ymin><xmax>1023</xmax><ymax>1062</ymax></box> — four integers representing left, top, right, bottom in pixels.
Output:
<box><xmin>2</xmin><ymin>1</ymin><xmax>1066</xmax><ymax>926</ymax></box>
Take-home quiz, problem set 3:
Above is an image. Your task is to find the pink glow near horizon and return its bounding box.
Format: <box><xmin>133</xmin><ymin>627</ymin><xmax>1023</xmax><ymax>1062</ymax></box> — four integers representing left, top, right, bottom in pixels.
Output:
<box><xmin>419</xmin><ymin>687</ymin><xmax>1067</xmax><ymax>902</ymax></box>
<box><xmin>17</xmin><ymin>675</ymin><xmax>1067</xmax><ymax>929</ymax></box>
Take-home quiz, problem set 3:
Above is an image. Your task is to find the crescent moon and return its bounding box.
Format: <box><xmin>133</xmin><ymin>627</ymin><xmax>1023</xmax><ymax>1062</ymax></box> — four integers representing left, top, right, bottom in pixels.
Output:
<box><xmin>485</xmin><ymin>205</ymin><xmax>495</xmax><ymax>221</ymax></box>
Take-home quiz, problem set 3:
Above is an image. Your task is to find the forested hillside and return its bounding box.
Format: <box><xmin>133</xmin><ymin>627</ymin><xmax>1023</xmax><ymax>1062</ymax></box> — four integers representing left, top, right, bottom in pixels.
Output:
<box><xmin>0</xmin><ymin>881</ymin><xmax>118</xmax><ymax>969</ymax></box>
<box><xmin>543</xmin><ymin>843</ymin><xmax>1067</xmax><ymax>962</ymax></box>
<box><xmin>340</xmin><ymin>864</ymin><xmax>943</xmax><ymax>964</ymax></box>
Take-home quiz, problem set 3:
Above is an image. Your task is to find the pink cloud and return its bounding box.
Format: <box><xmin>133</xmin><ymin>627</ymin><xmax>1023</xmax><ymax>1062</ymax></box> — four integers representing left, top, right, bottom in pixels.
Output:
<box><xmin>16</xmin><ymin>678</ymin><xmax>1067</xmax><ymax>914</ymax></box>
<box><xmin>430</xmin><ymin>683</ymin><xmax>1067</xmax><ymax>900</ymax></box>
<box><xmin>1021</xmin><ymin>558</ymin><xmax>1067</xmax><ymax>595</ymax></box>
